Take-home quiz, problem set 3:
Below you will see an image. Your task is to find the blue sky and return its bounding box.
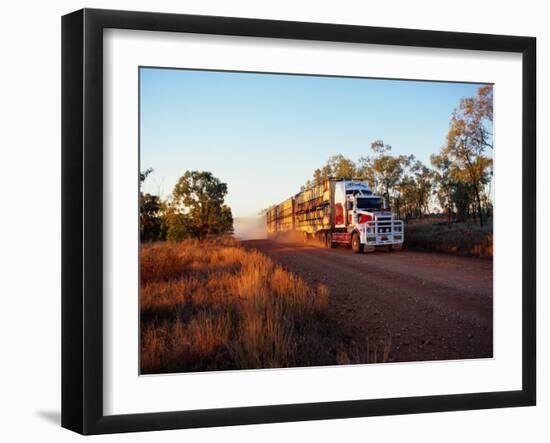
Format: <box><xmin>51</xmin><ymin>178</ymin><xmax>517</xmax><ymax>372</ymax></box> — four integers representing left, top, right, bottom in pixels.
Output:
<box><xmin>140</xmin><ymin>67</ymin><xmax>488</xmax><ymax>218</ymax></box>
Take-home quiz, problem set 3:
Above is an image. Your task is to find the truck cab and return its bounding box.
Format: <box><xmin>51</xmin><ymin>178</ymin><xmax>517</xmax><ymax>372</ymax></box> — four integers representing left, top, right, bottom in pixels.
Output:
<box><xmin>334</xmin><ymin>181</ymin><xmax>404</xmax><ymax>252</ymax></box>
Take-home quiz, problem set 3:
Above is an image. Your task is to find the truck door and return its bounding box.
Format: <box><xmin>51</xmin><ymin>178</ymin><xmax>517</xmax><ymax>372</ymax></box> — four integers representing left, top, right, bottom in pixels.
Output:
<box><xmin>346</xmin><ymin>199</ymin><xmax>354</xmax><ymax>225</ymax></box>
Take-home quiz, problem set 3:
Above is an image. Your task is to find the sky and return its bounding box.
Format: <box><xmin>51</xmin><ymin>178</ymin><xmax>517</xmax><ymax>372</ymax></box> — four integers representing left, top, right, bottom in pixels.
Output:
<box><xmin>140</xmin><ymin>67</ymin><xmax>489</xmax><ymax>218</ymax></box>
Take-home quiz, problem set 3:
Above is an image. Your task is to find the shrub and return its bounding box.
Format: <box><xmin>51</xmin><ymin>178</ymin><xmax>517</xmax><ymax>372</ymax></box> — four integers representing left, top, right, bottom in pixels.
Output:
<box><xmin>404</xmin><ymin>222</ymin><xmax>492</xmax><ymax>258</ymax></box>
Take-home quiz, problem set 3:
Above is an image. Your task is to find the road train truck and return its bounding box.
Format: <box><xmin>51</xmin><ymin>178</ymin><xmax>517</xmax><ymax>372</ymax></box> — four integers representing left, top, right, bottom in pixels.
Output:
<box><xmin>266</xmin><ymin>178</ymin><xmax>404</xmax><ymax>253</ymax></box>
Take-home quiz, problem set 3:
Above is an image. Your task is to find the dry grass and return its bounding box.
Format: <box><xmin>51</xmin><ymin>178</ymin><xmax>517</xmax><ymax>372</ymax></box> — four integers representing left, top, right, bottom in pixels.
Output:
<box><xmin>140</xmin><ymin>238</ymin><xmax>370</xmax><ymax>374</ymax></box>
<box><xmin>404</xmin><ymin>222</ymin><xmax>493</xmax><ymax>258</ymax></box>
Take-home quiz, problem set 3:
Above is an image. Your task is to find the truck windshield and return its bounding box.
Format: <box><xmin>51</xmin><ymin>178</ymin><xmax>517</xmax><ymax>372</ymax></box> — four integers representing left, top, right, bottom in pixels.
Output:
<box><xmin>356</xmin><ymin>197</ymin><xmax>383</xmax><ymax>210</ymax></box>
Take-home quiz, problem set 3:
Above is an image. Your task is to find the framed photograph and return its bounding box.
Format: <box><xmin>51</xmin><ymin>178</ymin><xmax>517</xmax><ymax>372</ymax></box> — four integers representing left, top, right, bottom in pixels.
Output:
<box><xmin>61</xmin><ymin>8</ymin><xmax>536</xmax><ymax>435</ymax></box>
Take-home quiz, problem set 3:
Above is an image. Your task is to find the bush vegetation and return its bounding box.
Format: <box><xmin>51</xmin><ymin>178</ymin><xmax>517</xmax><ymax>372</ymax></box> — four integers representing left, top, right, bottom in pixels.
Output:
<box><xmin>302</xmin><ymin>86</ymin><xmax>494</xmax><ymax>225</ymax></box>
<box><xmin>140</xmin><ymin>170</ymin><xmax>233</xmax><ymax>243</ymax></box>
<box><xmin>404</xmin><ymin>221</ymin><xmax>493</xmax><ymax>258</ymax></box>
<box><xmin>140</xmin><ymin>238</ymin><xmax>387</xmax><ymax>373</ymax></box>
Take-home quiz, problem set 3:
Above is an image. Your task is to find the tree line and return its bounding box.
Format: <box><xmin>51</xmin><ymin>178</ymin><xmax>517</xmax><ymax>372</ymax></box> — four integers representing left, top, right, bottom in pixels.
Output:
<box><xmin>140</xmin><ymin>170</ymin><xmax>233</xmax><ymax>242</ymax></box>
<box><xmin>303</xmin><ymin>85</ymin><xmax>493</xmax><ymax>225</ymax></box>
<box><xmin>141</xmin><ymin>85</ymin><xmax>493</xmax><ymax>242</ymax></box>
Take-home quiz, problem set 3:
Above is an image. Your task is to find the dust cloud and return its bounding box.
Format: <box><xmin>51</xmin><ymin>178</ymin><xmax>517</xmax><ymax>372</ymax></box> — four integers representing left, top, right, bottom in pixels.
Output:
<box><xmin>233</xmin><ymin>217</ymin><xmax>267</xmax><ymax>240</ymax></box>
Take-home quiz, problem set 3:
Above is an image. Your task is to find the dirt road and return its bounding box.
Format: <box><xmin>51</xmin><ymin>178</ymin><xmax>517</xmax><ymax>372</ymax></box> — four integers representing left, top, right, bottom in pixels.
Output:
<box><xmin>242</xmin><ymin>239</ymin><xmax>493</xmax><ymax>363</ymax></box>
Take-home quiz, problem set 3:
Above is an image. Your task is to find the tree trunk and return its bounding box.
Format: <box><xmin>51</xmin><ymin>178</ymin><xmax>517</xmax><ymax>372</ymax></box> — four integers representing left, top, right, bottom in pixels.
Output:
<box><xmin>473</xmin><ymin>184</ymin><xmax>483</xmax><ymax>227</ymax></box>
<box><xmin>463</xmin><ymin>150</ymin><xmax>483</xmax><ymax>227</ymax></box>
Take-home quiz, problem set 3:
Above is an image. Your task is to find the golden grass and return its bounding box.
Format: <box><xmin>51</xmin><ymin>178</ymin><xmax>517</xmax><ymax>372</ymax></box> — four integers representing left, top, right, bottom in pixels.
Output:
<box><xmin>140</xmin><ymin>238</ymin><xmax>353</xmax><ymax>374</ymax></box>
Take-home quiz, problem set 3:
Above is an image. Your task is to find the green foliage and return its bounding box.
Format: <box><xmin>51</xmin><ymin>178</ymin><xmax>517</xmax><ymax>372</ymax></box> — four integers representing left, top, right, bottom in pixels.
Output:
<box><xmin>140</xmin><ymin>168</ymin><xmax>234</xmax><ymax>242</ymax></box>
<box><xmin>167</xmin><ymin>170</ymin><xmax>234</xmax><ymax>241</ymax></box>
<box><xmin>140</xmin><ymin>168</ymin><xmax>167</xmax><ymax>242</ymax></box>
<box><xmin>216</xmin><ymin>205</ymin><xmax>234</xmax><ymax>235</ymax></box>
<box><xmin>307</xmin><ymin>145</ymin><xmax>430</xmax><ymax>218</ymax></box>
<box><xmin>140</xmin><ymin>193</ymin><xmax>166</xmax><ymax>242</ymax></box>
<box><xmin>451</xmin><ymin>182</ymin><xmax>473</xmax><ymax>222</ymax></box>
<box><xmin>394</xmin><ymin>160</ymin><xmax>434</xmax><ymax>219</ymax></box>
<box><xmin>430</xmin><ymin>153</ymin><xmax>454</xmax><ymax>217</ymax></box>
<box><xmin>326</xmin><ymin>154</ymin><xmax>357</xmax><ymax>179</ymax></box>
<box><xmin>358</xmin><ymin>143</ymin><xmax>415</xmax><ymax>209</ymax></box>
<box><xmin>310</xmin><ymin>154</ymin><xmax>357</xmax><ymax>186</ymax></box>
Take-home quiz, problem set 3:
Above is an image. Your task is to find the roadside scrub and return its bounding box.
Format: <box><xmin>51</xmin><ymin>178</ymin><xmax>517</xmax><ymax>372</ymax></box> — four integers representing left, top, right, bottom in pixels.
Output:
<box><xmin>140</xmin><ymin>238</ymin><xmax>385</xmax><ymax>374</ymax></box>
<box><xmin>404</xmin><ymin>222</ymin><xmax>493</xmax><ymax>258</ymax></box>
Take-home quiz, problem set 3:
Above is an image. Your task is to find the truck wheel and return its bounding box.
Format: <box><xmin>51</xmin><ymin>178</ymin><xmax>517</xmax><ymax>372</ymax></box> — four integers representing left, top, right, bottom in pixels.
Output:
<box><xmin>388</xmin><ymin>245</ymin><xmax>394</xmax><ymax>252</ymax></box>
<box><xmin>351</xmin><ymin>232</ymin><xmax>364</xmax><ymax>253</ymax></box>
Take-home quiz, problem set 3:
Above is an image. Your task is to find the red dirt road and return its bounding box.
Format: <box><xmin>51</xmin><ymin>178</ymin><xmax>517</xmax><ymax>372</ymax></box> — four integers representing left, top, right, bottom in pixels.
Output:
<box><xmin>242</xmin><ymin>239</ymin><xmax>493</xmax><ymax>363</ymax></box>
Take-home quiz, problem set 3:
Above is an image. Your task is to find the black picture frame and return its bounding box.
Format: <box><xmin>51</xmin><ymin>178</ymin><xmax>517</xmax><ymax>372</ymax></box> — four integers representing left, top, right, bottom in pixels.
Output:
<box><xmin>62</xmin><ymin>8</ymin><xmax>536</xmax><ymax>435</ymax></box>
